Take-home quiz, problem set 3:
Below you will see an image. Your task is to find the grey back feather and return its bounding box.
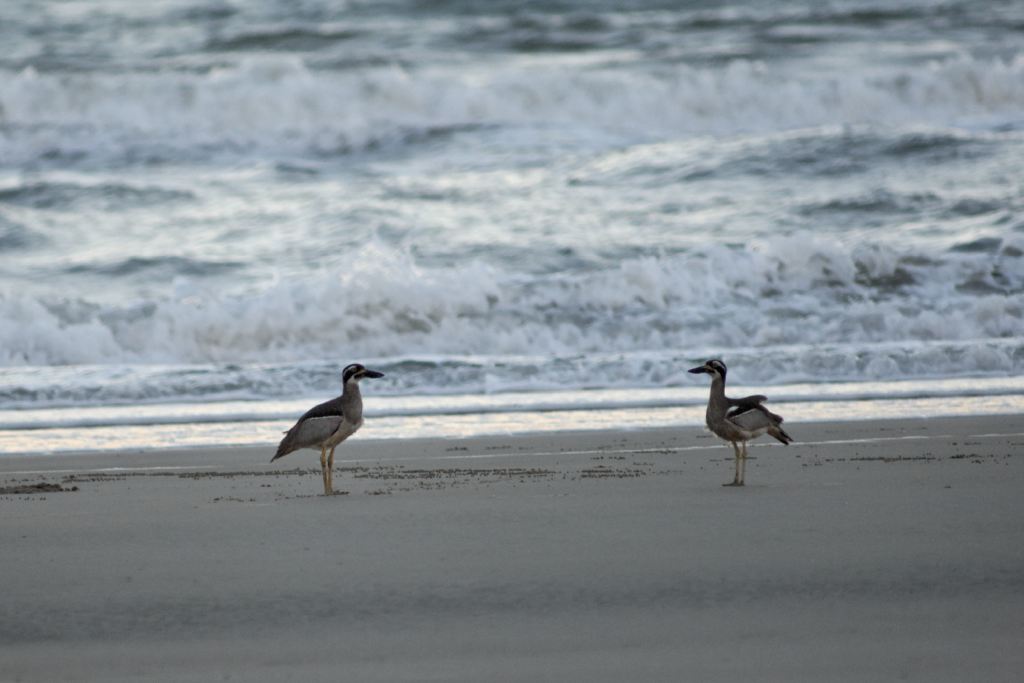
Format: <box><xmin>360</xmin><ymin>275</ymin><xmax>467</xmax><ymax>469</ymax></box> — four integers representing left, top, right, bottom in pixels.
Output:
<box><xmin>728</xmin><ymin>404</ymin><xmax>792</xmax><ymax>444</ymax></box>
<box><xmin>272</xmin><ymin>397</ymin><xmax>346</xmax><ymax>461</ymax></box>
<box><xmin>728</xmin><ymin>408</ymin><xmax>775</xmax><ymax>432</ymax></box>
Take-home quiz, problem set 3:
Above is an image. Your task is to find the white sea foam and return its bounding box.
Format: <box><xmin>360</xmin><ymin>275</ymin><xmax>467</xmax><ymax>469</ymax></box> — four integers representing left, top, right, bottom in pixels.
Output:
<box><xmin>1</xmin><ymin>236</ymin><xmax>1021</xmax><ymax>391</ymax></box>
<box><xmin>2</xmin><ymin>54</ymin><xmax>1023</xmax><ymax>165</ymax></box>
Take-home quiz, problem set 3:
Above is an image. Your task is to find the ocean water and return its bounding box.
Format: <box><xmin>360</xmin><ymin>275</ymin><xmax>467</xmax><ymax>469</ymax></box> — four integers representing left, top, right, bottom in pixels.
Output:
<box><xmin>1</xmin><ymin>0</ymin><xmax>1023</xmax><ymax>455</ymax></box>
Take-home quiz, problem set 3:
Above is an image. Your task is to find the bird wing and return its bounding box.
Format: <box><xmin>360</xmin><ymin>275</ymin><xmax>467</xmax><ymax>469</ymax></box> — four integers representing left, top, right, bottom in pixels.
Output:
<box><xmin>272</xmin><ymin>397</ymin><xmax>345</xmax><ymax>461</ymax></box>
<box><xmin>296</xmin><ymin>396</ymin><xmax>346</xmax><ymax>423</ymax></box>
<box><xmin>726</xmin><ymin>394</ymin><xmax>767</xmax><ymax>412</ymax></box>
<box><xmin>727</xmin><ymin>394</ymin><xmax>784</xmax><ymax>424</ymax></box>
<box><xmin>727</xmin><ymin>406</ymin><xmax>776</xmax><ymax>432</ymax></box>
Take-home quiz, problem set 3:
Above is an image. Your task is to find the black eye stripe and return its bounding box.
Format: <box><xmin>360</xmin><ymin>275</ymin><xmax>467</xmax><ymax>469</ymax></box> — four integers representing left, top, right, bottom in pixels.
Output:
<box><xmin>707</xmin><ymin>360</ymin><xmax>726</xmax><ymax>374</ymax></box>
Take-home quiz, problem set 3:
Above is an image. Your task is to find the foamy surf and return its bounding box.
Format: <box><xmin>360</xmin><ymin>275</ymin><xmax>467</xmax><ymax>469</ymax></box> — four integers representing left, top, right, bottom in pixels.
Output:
<box><xmin>1</xmin><ymin>237</ymin><xmax>1021</xmax><ymax>376</ymax></box>
<box><xmin>1</xmin><ymin>0</ymin><xmax>1021</xmax><ymax>456</ymax></box>
<box><xmin>2</xmin><ymin>53</ymin><xmax>1024</xmax><ymax>166</ymax></box>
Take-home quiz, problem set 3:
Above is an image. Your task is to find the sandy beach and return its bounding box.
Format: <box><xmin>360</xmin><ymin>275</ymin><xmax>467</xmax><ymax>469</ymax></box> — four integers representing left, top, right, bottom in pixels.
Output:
<box><xmin>2</xmin><ymin>414</ymin><xmax>1022</xmax><ymax>682</ymax></box>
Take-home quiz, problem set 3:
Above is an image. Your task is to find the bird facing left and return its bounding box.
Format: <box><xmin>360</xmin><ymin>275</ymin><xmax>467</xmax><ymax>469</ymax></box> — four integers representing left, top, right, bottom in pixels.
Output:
<box><xmin>272</xmin><ymin>363</ymin><xmax>385</xmax><ymax>495</ymax></box>
<box><xmin>689</xmin><ymin>359</ymin><xmax>792</xmax><ymax>486</ymax></box>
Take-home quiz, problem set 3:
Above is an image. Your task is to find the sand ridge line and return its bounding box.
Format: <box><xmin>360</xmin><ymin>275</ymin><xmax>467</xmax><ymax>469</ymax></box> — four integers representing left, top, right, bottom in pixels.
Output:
<box><xmin>2</xmin><ymin>428</ymin><xmax>1022</xmax><ymax>478</ymax></box>
<box><xmin>349</xmin><ymin>465</ymin><xmax>557</xmax><ymax>480</ymax></box>
<box><xmin>61</xmin><ymin>468</ymin><xmax>323</xmax><ymax>483</ymax></box>
<box><xmin>323</xmin><ymin>429</ymin><xmax>1024</xmax><ymax>465</ymax></box>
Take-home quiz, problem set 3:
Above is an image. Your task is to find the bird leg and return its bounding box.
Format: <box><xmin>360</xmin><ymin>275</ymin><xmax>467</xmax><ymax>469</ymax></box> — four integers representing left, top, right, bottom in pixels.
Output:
<box><xmin>739</xmin><ymin>442</ymin><xmax>748</xmax><ymax>486</ymax></box>
<box><xmin>326</xmin><ymin>446</ymin><xmax>337</xmax><ymax>494</ymax></box>
<box><xmin>320</xmin><ymin>446</ymin><xmax>331</xmax><ymax>495</ymax></box>
<box><xmin>723</xmin><ymin>442</ymin><xmax>743</xmax><ymax>486</ymax></box>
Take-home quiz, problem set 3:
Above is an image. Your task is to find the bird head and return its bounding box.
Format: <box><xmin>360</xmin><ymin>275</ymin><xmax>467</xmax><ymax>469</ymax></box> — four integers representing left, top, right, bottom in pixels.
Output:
<box><xmin>688</xmin><ymin>359</ymin><xmax>727</xmax><ymax>380</ymax></box>
<box><xmin>342</xmin><ymin>363</ymin><xmax>385</xmax><ymax>385</ymax></box>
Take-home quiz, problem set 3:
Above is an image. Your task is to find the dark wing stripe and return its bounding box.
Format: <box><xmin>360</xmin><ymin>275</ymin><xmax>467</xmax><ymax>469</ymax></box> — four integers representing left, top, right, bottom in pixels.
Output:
<box><xmin>726</xmin><ymin>394</ymin><xmax>785</xmax><ymax>424</ymax></box>
<box><xmin>298</xmin><ymin>397</ymin><xmax>345</xmax><ymax>422</ymax></box>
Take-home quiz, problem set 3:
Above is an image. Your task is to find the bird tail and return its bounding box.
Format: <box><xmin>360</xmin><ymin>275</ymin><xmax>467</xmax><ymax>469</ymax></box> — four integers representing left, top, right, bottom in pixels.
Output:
<box><xmin>769</xmin><ymin>425</ymin><xmax>793</xmax><ymax>445</ymax></box>
<box><xmin>271</xmin><ymin>430</ymin><xmax>297</xmax><ymax>462</ymax></box>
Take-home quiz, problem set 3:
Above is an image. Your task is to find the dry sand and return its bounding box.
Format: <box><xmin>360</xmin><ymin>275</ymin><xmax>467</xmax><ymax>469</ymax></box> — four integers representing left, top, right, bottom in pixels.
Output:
<box><xmin>2</xmin><ymin>414</ymin><xmax>1022</xmax><ymax>682</ymax></box>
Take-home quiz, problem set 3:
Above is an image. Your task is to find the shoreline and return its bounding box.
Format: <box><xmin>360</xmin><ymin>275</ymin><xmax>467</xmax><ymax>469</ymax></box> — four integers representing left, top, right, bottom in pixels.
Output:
<box><xmin>2</xmin><ymin>412</ymin><xmax>1022</xmax><ymax>473</ymax></box>
<box><xmin>3</xmin><ymin>414</ymin><xmax>1023</xmax><ymax>682</ymax></box>
<box><xmin>1</xmin><ymin>389</ymin><xmax>1022</xmax><ymax>458</ymax></box>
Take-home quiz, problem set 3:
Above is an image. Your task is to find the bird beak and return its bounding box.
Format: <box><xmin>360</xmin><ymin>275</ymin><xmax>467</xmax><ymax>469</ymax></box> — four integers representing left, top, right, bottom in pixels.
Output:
<box><xmin>361</xmin><ymin>369</ymin><xmax>385</xmax><ymax>379</ymax></box>
<box><xmin>688</xmin><ymin>365</ymin><xmax>709</xmax><ymax>374</ymax></box>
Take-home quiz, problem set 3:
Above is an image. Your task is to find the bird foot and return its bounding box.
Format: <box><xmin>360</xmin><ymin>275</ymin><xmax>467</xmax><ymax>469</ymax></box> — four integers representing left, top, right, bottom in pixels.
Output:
<box><xmin>722</xmin><ymin>481</ymin><xmax>744</xmax><ymax>487</ymax></box>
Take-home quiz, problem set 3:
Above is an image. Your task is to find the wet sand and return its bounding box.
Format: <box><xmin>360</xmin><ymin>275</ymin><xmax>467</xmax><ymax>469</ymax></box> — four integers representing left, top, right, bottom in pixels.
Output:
<box><xmin>2</xmin><ymin>414</ymin><xmax>1023</xmax><ymax>682</ymax></box>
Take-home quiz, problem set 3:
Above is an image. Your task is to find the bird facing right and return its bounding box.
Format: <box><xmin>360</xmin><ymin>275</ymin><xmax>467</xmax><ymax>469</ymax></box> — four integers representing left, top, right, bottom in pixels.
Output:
<box><xmin>689</xmin><ymin>359</ymin><xmax>792</xmax><ymax>486</ymax></box>
<box><xmin>272</xmin><ymin>363</ymin><xmax>385</xmax><ymax>495</ymax></box>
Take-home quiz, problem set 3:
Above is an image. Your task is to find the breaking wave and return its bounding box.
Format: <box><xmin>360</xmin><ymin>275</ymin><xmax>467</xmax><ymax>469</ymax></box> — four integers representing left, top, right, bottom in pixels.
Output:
<box><xmin>1</xmin><ymin>236</ymin><xmax>1021</xmax><ymax>386</ymax></box>
<box><xmin>2</xmin><ymin>53</ymin><xmax>1023</xmax><ymax>166</ymax></box>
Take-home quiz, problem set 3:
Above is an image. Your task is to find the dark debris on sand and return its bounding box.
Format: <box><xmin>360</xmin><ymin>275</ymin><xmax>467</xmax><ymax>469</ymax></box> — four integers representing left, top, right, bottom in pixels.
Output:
<box><xmin>0</xmin><ymin>482</ymin><xmax>79</xmax><ymax>495</ymax></box>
